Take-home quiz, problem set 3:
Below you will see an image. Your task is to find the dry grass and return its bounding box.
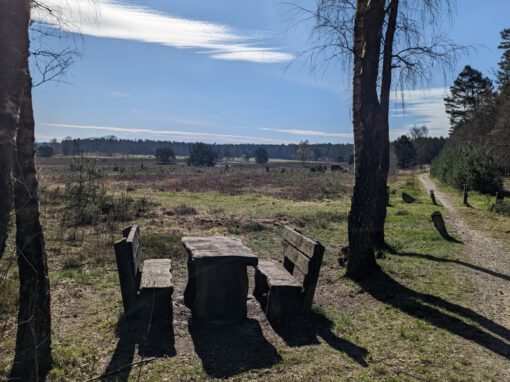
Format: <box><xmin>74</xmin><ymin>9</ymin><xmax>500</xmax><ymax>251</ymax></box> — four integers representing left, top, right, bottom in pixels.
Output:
<box><xmin>1</xmin><ymin>158</ymin><xmax>509</xmax><ymax>381</ymax></box>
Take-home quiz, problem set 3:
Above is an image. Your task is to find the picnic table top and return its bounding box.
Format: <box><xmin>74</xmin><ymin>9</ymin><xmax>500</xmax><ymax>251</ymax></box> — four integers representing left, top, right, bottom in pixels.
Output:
<box><xmin>182</xmin><ymin>236</ymin><xmax>258</xmax><ymax>265</ymax></box>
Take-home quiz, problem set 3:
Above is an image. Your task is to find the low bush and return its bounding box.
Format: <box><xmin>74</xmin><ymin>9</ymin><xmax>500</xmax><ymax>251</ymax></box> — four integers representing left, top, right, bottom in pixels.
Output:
<box><xmin>491</xmin><ymin>199</ymin><xmax>510</xmax><ymax>216</ymax></box>
<box><xmin>62</xmin><ymin>157</ymin><xmax>155</xmax><ymax>227</ymax></box>
<box><xmin>431</xmin><ymin>145</ymin><xmax>502</xmax><ymax>194</ymax></box>
<box><xmin>171</xmin><ymin>203</ymin><xmax>197</xmax><ymax>216</ymax></box>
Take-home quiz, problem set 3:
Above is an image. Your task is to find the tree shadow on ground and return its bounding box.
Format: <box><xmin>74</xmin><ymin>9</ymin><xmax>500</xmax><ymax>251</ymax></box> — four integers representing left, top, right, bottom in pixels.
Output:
<box><xmin>358</xmin><ymin>270</ymin><xmax>510</xmax><ymax>359</ymax></box>
<box><xmin>189</xmin><ymin>318</ymin><xmax>282</xmax><ymax>378</ymax></box>
<box><xmin>102</xmin><ymin>314</ymin><xmax>176</xmax><ymax>382</ymax></box>
<box><xmin>393</xmin><ymin>251</ymin><xmax>510</xmax><ymax>282</ymax></box>
<box><xmin>269</xmin><ymin>313</ymin><xmax>369</xmax><ymax>367</ymax></box>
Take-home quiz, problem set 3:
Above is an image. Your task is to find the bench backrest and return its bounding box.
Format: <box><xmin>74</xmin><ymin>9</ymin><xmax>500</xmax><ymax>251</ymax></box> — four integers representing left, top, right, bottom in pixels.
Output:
<box><xmin>281</xmin><ymin>226</ymin><xmax>324</xmax><ymax>313</ymax></box>
<box><xmin>114</xmin><ymin>225</ymin><xmax>142</xmax><ymax>314</ymax></box>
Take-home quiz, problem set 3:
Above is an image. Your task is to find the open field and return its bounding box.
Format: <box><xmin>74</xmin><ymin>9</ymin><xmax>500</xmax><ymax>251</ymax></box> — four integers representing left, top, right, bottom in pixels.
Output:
<box><xmin>1</xmin><ymin>157</ymin><xmax>509</xmax><ymax>381</ymax></box>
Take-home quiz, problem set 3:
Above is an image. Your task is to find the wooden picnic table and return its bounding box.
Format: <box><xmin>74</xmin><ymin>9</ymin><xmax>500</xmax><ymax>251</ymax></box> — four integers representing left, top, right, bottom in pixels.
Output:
<box><xmin>182</xmin><ymin>236</ymin><xmax>258</xmax><ymax>321</ymax></box>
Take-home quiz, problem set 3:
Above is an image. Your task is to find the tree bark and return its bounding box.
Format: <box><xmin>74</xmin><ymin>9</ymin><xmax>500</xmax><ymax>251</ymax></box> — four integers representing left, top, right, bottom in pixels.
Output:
<box><xmin>347</xmin><ymin>0</ymin><xmax>386</xmax><ymax>279</ymax></box>
<box><xmin>0</xmin><ymin>0</ymin><xmax>31</xmax><ymax>259</ymax></box>
<box><xmin>372</xmin><ymin>0</ymin><xmax>400</xmax><ymax>249</ymax></box>
<box><xmin>10</xmin><ymin>74</ymin><xmax>53</xmax><ymax>381</ymax></box>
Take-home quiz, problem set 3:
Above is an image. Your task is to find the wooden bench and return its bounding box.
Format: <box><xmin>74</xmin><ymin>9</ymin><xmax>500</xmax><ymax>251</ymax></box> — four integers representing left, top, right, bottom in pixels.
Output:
<box><xmin>113</xmin><ymin>225</ymin><xmax>173</xmax><ymax>322</ymax></box>
<box><xmin>254</xmin><ymin>226</ymin><xmax>324</xmax><ymax>320</ymax></box>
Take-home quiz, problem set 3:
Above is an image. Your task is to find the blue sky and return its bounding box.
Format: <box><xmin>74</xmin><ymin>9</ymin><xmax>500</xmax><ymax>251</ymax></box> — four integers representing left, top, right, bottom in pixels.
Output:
<box><xmin>32</xmin><ymin>0</ymin><xmax>510</xmax><ymax>144</ymax></box>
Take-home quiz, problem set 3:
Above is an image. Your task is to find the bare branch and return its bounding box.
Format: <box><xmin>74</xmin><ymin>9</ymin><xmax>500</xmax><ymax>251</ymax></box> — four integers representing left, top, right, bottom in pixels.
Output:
<box><xmin>290</xmin><ymin>0</ymin><xmax>467</xmax><ymax>101</ymax></box>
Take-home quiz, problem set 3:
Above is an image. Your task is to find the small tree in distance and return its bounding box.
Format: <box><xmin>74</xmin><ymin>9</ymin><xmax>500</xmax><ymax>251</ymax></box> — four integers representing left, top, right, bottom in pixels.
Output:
<box><xmin>393</xmin><ymin>135</ymin><xmax>416</xmax><ymax>169</ymax></box>
<box><xmin>255</xmin><ymin>147</ymin><xmax>269</xmax><ymax>164</ymax></box>
<box><xmin>155</xmin><ymin>147</ymin><xmax>175</xmax><ymax>164</ymax></box>
<box><xmin>36</xmin><ymin>144</ymin><xmax>55</xmax><ymax>158</ymax></box>
<box><xmin>187</xmin><ymin>142</ymin><xmax>217</xmax><ymax>167</ymax></box>
<box><xmin>296</xmin><ymin>140</ymin><xmax>313</xmax><ymax>165</ymax></box>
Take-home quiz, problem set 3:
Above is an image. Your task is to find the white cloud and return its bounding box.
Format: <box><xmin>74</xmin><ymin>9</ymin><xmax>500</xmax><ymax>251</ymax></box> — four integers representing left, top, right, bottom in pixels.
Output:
<box><xmin>390</xmin><ymin>87</ymin><xmax>450</xmax><ymax>136</ymax></box>
<box><xmin>260</xmin><ymin>127</ymin><xmax>352</xmax><ymax>139</ymax></box>
<box><xmin>33</xmin><ymin>0</ymin><xmax>294</xmax><ymax>64</ymax></box>
<box><xmin>40</xmin><ymin>122</ymin><xmax>286</xmax><ymax>143</ymax></box>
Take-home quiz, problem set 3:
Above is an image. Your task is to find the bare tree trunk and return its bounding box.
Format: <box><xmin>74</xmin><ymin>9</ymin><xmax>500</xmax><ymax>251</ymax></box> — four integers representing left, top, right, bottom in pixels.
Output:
<box><xmin>10</xmin><ymin>74</ymin><xmax>52</xmax><ymax>381</ymax></box>
<box><xmin>347</xmin><ymin>0</ymin><xmax>386</xmax><ymax>279</ymax></box>
<box><xmin>0</xmin><ymin>0</ymin><xmax>31</xmax><ymax>259</ymax></box>
<box><xmin>372</xmin><ymin>0</ymin><xmax>399</xmax><ymax>249</ymax></box>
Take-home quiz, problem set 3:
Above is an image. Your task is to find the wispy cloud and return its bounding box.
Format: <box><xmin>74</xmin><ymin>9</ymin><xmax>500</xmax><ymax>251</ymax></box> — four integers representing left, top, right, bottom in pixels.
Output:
<box><xmin>260</xmin><ymin>127</ymin><xmax>352</xmax><ymax>139</ymax></box>
<box><xmin>108</xmin><ymin>90</ymin><xmax>134</xmax><ymax>98</ymax></box>
<box><xmin>33</xmin><ymin>0</ymin><xmax>294</xmax><ymax>64</ymax></box>
<box><xmin>40</xmin><ymin>122</ymin><xmax>286</xmax><ymax>143</ymax></box>
<box><xmin>390</xmin><ymin>87</ymin><xmax>450</xmax><ymax>136</ymax></box>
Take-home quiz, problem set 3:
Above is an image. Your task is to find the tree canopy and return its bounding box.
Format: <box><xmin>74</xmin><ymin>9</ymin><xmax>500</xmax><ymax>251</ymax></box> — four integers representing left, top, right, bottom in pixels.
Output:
<box><xmin>187</xmin><ymin>143</ymin><xmax>217</xmax><ymax>167</ymax></box>
<box><xmin>444</xmin><ymin>65</ymin><xmax>495</xmax><ymax>133</ymax></box>
<box><xmin>155</xmin><ymin>147</ymin><xmax>176</xmax><ymax>164</ymax></box>
<box><xmin>254</xmin><ymin>147</ymin><xmax>269</xmax><ymax>164</ymax></box>
<box><xmin>393</xmin><ymin>135</ymin><xmax>417</xmax><ymax>169</ymax></box>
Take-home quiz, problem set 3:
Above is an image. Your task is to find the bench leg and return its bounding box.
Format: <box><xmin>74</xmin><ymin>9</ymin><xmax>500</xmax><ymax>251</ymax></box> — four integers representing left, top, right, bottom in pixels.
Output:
<box><xmin>253</xmin><ymin>268</ymin><xmax>269</xmax><ymax>304</ymax></box>
<box><xmin>266</xmin><ymin>286</ymin><xmax>302</xmax><ymax>321</ymax></box>
<box><xmin>184</xmin><ymin>253</ymin><xmax>196</xmax><ymax>309</ymax></box>
<box><xmin>140</xmin><ymin>287</ymin><xmax>173</xmax><ymax>324</ymax></box>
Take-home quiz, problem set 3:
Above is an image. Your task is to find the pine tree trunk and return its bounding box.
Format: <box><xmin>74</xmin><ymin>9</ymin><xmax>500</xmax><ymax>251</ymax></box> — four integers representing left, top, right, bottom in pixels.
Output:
<box><xmin>10</xmin><ymin>74</ymin><xmax>53</xmax><ymax>381</ymax></box>
<box><xmin>372</xmin><ymin>0</ymin><xmax>399</xmax><ymax>249</ymax></box>
<box><xmin>0</xmin><ymin>0</ymin><xmax>31</xmax><ymax>259</ymax></box>
<box><xmin>347</xmin><ymin>0</ymin><xmax>386</xmax><ymax>280</ymax></box>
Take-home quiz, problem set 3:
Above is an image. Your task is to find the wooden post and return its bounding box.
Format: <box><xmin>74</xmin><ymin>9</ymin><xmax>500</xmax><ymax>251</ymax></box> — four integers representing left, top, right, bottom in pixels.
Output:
<box><xmin>402</xmin><ymin>192</ymin><xmax>416</xmax><ymax>204</ymax></box>
<box><xmin>429</xmin><ymin>190</ymin><xmax>437</xmax><ymax>205</ymax></box>
<box><xmin>431</xmin><ymin>211</ymin><xmax>449</xmax><ymax>240</ymax></box>
<box><xmin>463</xmin><ymin>184</ymin><xmax>468</xmax><ymax>206</ymax></box>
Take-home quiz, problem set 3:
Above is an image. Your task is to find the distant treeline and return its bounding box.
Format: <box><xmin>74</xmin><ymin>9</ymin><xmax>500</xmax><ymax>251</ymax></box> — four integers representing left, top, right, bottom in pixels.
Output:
<box><xmin>43</xmin><ymin>137</ymin><xmax>354</xmax><ymax>161</ymax></box>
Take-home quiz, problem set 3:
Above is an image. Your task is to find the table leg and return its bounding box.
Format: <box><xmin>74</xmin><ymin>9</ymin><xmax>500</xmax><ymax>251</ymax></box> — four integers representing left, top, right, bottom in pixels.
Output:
<box><xmin>184</xmin><ymin>253</ymin><xmax>196</xmax><ymax>309</ymax></box>
<box><xmin>192</xmin><ymin>259</ymin><xmax>249</xmax><ymax>321</ymax></box>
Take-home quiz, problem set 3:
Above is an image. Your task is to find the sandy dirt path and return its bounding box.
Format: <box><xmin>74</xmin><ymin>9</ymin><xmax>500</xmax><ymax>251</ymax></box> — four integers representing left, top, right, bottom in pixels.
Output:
<box><xmin>419</xmin><ymin>174</ymin><xmax>510</xmax><ymax>352</ymax></box>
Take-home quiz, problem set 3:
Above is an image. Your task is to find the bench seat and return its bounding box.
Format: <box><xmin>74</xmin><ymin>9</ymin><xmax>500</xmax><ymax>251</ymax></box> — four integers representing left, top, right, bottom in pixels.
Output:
<box><xmin>257</xmin><ymin>260</ymin><xmax>301</xmax><ymax>288</ymax></box>
<box><xmin>140</xmin><ymin>259</ymin><xmax>173</xmax><ymax>290</ymax></box>
<box><xmin>139</xmin><ymin>259</ymin><xmax>173</xmax><ymax>323</ymax></box>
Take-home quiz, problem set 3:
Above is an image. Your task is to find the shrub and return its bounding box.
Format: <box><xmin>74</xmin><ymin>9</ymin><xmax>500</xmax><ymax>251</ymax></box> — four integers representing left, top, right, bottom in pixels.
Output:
<box><xmin>155</xmin><ymin>147</ymin><xmax>176</xmax><ymax>164</ymax></box>
<box><xmin>255</xmin><ymin>148</ymin><xmax>269</xmax><ymax>164</ymax></box>
<box><xmin>491</xmin><ymin>199</ymin><xmax>510</xmax><ymax>216</ymax></box>
<box><xmin>142</xmin><ymin>231</ymin><xmax>188</xmax><ymax>261</ymax></box>
<box><xmin>187</xmin><ymin>143</ymin><xmax>217</xmax><ymax>167</ymax></box>
<box><xmin>62</xmin><ymin>157</ymin><xmax>155</xmax><ymax>227</ymax></box>
<box><xmin>171</xmin><ymin>203</ymin><xmax>197</xmax><ymax>215</ymax></box>
<box><xmin>431</xmin><ymin>145</ymin><xmax>502</xmax><ymax>194</ymax></box>
<box><xmin>37</xmin><ymin>144</ymin><xmax>55</xmax><ymax>157</ymax></box>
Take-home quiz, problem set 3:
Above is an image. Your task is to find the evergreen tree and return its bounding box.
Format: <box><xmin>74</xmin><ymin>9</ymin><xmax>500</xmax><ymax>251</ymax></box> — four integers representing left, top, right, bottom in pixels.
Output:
<box><xmin>254</xmin><ymin>147</ymin><xmax>269</xmax><ymax>164</ymax></box>
<box><xmin>444</xmin><ymin>65</ymin><xmax>494</xmax><ymax>133</ymax></box>
<box><xmin>36</xmin><ymin>144</ymin><xmax>55</xmax><ymax>158</ymax></box>
<box><xmin>497</xmin><ymin>28</ymin><xmax>510</xmax><ymax>91</ymax></box>
<box><xmin>155</xmin><ymin>147</ymin><xmax>175</xmax><ymax>164</ymax></box>
<box><xmin>187</xmin><ymin>143</ymin><xmax>217</xmax><ymax>167</ymax></box>
<box><xmin>393</xmin><ymin>135</ymin><xmax>416</xmax><ymax>169</ymax></box>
